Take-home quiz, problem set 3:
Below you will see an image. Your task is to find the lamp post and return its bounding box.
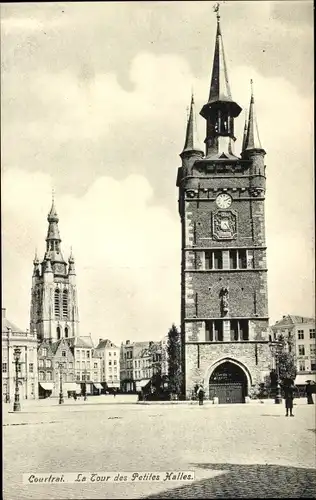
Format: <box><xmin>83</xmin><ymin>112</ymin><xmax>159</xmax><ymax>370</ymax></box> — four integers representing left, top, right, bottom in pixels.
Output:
<box><xmin>13</xmin><ymin>347</ymin><xmax>22</xmax><ymax>412</ymax></box>
<box><xmin>83</xmin><ymin>369</ymin><xmax>88</xmax><ymax>401</ymax></box>
<box><xmin>269</xmin><ymin>341</ymin><xmax>282</xmax><ymax>404</ymax></box>
<box><xmin>58</xmin><ymin>362</ymin><xmax>65</xmax><ymax>405</ymax></box>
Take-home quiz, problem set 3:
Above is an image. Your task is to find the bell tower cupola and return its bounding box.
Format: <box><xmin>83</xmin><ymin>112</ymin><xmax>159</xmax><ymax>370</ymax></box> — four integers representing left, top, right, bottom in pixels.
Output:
<box><xmin>200</xmin><ymin>4</ymin><xmax>242</xmax><ymax>159</ymax></box>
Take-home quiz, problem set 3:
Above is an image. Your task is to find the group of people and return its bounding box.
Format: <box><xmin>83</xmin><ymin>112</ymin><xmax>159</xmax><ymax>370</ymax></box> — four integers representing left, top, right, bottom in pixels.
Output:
<box><xmin>194</xmin><ymin>380</ymin><xmax>315</xmax><ymax>413</ymax></box>
<box><xmin>282</xmin><ymin>380</ymin><xmax>315</xmax><ymax>417</ymax></box>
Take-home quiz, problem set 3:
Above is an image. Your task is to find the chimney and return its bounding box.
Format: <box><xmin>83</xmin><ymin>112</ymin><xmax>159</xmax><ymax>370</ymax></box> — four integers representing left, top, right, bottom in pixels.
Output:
<box><xmin>2</xmin><ymin>308</ymin><xmax>6</xmax><ymax>319</ymax></box>
<box><xmin>126</xmin><ymin>340</ymin><xmax>130</xmax><ymax>345</ymax></box>
<box><xmin>301</xmin><ymin>317</ymin><xmax>304</xmax><ymax>323</ymax></box>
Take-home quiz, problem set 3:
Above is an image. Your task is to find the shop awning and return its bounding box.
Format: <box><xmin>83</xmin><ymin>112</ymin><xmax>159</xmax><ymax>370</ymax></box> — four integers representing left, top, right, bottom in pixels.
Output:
<box><xmin>63</xmin><ymin>383</ymin><xmax>79</xmax><ymax>391</ymax></box>
<box><xmin>94</xmin><ymin>383</ymin><xmax>103</xmax><ymax>390</ymax></box>
<box><xmin>295</xmin><ymin>374</ymin><xmax>316</xmax><ymax>385</ymax></box>
<box><xmin>39</xmin><ymin>383</ymin><xmax>54</xmax><ymax>391</ymax></box>
<box><xmin>139</xmin><ymin>379</ymin><xmax>151</xmax><ymax>388</ymax></box>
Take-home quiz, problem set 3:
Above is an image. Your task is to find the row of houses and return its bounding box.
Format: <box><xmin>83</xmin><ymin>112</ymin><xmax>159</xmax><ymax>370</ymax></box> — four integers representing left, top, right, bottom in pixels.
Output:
<box><xmin>3</xmin><ymin>306</ymin><xmax>315</xmax><ymax>402</ymax></box>
<box><xmin>1</xmin><ymin>308</ymin><xmax>169</xmax><ymax>401</ymax></box>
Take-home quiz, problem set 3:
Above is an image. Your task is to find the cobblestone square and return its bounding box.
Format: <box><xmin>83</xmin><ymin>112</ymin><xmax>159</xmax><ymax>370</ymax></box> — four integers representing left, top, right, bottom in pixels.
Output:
<box><xmin>3</xmin><ymin>400</ymin><xmax>316</xmax><ymax>499</ymax></box>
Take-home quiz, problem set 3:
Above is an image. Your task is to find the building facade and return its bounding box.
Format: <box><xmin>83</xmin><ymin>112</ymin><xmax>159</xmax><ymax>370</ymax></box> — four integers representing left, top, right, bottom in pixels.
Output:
<box><xmin>120</xmin><ymin>339</ymin><xmax>168</xmax><ymax>393</ymax></box>
<box><xmin>176</xmin><ymin>10</ymin><xmax>271</xmax><ymax>402</ymax></box>
<box><xmin>271</xmin><ymin>315</ymin><xmax>316</xmax><ymax>385</ymax></box>
<box><xmin>95</xmin><ymin>339</ymin><xmax>120</xmax><ymax>391</ymax></box>
<box><xmin>30</xmin><ymin>198</ymin><xmax>79</xmax><ymax>342</ymax></box>
<box><xmin>67</xmin><ymin>336</ymin><xmax>102</xmax><ymax>395</ymax></box>
<box><xmin>2</xmin><ymin>308</ymin><xmax>38</xmax><ymax>402</ymax></box>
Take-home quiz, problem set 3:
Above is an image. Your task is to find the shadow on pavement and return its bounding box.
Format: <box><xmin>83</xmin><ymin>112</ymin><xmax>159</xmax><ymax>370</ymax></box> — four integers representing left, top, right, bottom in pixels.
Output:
<box><xmin>144</xmin><ymin>463</ymin><xmax>316</xmax><ymax>498</ymax></box>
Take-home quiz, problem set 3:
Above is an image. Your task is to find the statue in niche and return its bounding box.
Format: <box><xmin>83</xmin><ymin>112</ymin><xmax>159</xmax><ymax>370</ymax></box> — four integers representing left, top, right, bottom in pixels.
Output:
<box><xmin>220</xmin><ymin>287</ymin><xmax>229</xmax><ymax>316</ymax></box>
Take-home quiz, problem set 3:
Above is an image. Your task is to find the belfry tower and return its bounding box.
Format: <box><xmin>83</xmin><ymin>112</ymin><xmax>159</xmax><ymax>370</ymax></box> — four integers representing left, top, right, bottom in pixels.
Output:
<box><xmin>30</xmin><ymin>197</ymin><xmax>79</xmax><ymax>342</ymax></box>
<box><xmin>176</xmin><ymin>7</ymin><xmax>271</xmax><ymax>402</ymax></box>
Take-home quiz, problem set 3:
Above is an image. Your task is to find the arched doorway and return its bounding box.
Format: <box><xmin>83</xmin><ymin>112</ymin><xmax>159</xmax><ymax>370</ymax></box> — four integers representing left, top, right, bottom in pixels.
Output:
<box><xmin>209</xmin><ymin>361</ymin><xmax>248</xmax><ymax>403</ymax></box>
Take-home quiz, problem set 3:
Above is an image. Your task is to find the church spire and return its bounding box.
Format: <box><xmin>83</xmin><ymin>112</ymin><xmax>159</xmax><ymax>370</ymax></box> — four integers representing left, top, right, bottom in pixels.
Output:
<box><xmin>200</xmin><ymin>4</ymin><xmax>242</xmax><ymax>159</ymax></box>
<box><xmin>181</xmin><ymin>94</ymin><xmax>204</xmax><ymax>157</ymax></box>
<box><xmin>45</xmin><ymin>194</ymin><xmax>66</xmax><ymax>268</ymax></box>
<box><xmin>243</xmin><ymin>79</ymin><xmax>265</xmax><ymax>153</ymax></box>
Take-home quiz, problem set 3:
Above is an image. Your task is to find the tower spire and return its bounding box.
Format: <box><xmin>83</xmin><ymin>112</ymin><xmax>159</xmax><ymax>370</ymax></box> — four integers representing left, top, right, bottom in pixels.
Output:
<box><xmin>243</xmin><ymin>79</ymin><xmax>265</xmax><ymax>153</ymax></box>
<box><xmin>200</xmin><ymin>5</ymin><xmax>242</xmax><ymax>159</ymax></box>
<box><xmin>181</xmin><ymin>93</ymin><xmax>204</xmax><ymax>156</ymax></box>
<box><xmin>45</xmin><ymin>196</ymin><xmax>66</xmax><ymax>270</ymax></box>
<box><xmin>241</xmin><ymin>108</ymin><xmax>248</xmax><ymax>152</ymax></box>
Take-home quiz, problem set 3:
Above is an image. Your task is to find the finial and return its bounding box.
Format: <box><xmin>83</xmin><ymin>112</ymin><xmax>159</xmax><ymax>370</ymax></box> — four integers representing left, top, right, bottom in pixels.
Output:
<box><xmin>52</xmin><ymin>188</ymin><xmax>55</xmax><ymax>203</ymax></box>
<box><xmin>186</xmin><ymin>106</ymin><xmax>190</xmax><ymax>120</ymax></box>
<box><xmin>213</xmin><ymin>2</ymin><xmax>220</xmax><ymax>21</ymax></box>
<box><xmin>191</xmin><ymin>86</ymin><xmax>194</xmax><ymax>104</ymax></box>
<box><xmin>250</xmin><ymin>79</ymin><xmax>254</xmax><ymax>99</ymax></box>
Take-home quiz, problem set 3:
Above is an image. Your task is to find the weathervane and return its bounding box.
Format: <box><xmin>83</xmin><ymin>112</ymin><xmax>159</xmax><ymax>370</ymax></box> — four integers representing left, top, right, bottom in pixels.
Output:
<box><xmin>213</xmin><ymin>2</ymin><xmax>220</xmax><ymax>19</ymax></box>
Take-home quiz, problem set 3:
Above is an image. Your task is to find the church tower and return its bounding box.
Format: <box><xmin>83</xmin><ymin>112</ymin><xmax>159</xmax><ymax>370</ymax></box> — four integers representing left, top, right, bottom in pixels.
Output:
<box><xmin>30</xmin><ymin>197</ymin><xmax>79</xmax><ymax>342</ymax></box>
<box><xmin>176</xmin><ymin>7</ymin><xmax>271</xmax><ymax>402</ymax></box>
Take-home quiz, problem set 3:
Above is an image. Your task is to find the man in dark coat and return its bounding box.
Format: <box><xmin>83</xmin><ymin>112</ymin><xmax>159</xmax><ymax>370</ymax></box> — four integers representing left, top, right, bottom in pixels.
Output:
<box><xmin>283</xmin><ymin>383</ymin><xmax>295</xmax><ymax>417</ymax></box>
<box><xmin>197</xmin><ymin>385</ymin><xmax>205</xmax><ymax>406</ymax></box>
<box><xmin>306</xmin><ymin>381</ymin><xmax>314</xmax><ymax>404</ymax></box>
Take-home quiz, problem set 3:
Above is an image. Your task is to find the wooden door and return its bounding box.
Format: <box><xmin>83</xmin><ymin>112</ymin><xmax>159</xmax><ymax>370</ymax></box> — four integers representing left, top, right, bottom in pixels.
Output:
<box><xmin>209</xmin><ymin>382</ymin><xmax>244</xmax><ymax>403</ymax></box>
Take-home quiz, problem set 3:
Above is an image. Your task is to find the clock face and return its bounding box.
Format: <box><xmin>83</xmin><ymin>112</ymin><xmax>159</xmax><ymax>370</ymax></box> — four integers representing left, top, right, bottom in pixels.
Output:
<box><xmin>216</xmin><ymin>193</ymin><xmax>232</xmax><ymax>209</ymax></box>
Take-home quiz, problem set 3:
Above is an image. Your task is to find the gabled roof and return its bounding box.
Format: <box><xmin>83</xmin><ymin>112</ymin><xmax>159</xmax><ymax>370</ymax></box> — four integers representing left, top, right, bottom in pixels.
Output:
<box><xmin>37</xmin><ymin>339</ymin><xmax>55</xmax><ymax>357</ymax></box>
<box><xmin>67</xmin><ymin>336</ymin><xmax>94</xmax><ymax>349</ymax></box>
<box><xmin>2</xmin><ymin>317</ymin><xmax>25</xmax><ymax>334</ymax></box>
<box><xmin>51</xmin><ymin>338</ymin><xmax>73</xmax><ymax>355</ymax></box>
<box><xmin>96</xmin><ymin>339</ymin><xmax>118</xmax><ymax>350</ymax></box>
<box><xmin>272</xmin><ymin>315</ymin><xmax>315</xmax><ymax>329</ymax></box>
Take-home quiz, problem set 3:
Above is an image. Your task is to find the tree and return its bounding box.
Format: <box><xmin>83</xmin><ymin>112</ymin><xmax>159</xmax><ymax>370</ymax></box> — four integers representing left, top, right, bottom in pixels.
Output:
<box><xmin>167</xmin><ymin>324</ymin><xmax>182</xmax><ymax>396</ymax></box>
<box><xmin>278</xmin><ymin>351</ymin><xmax>297</xmax><ymax>382</ymax></box>
<box><xmin>275</xmin><ymin>334</ymin><xmax>297</xmax><ymax>383</ymax></box>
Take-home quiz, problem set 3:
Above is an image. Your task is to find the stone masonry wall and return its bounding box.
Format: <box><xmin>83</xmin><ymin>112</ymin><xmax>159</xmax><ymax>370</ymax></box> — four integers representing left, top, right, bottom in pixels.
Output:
<box><xmin>185</xmin><ymin>342</ymin><xmax>272</xmax><ymax>399</ymax></box>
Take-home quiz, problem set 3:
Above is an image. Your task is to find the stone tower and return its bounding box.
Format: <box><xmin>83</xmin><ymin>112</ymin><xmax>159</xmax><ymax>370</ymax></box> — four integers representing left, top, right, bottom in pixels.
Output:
<box><xmin>30</xmin><ymin>198</ymin><xmax>79</xmax><ymax>342</ymax></box>
<box><xmin>176</xmin><ymin>9</ymin><xmax>271</xmax><ymax>402</ymax></box>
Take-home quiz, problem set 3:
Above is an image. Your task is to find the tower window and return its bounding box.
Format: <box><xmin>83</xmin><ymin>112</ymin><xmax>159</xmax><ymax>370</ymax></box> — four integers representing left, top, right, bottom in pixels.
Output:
<box><xmin>205</xmin><ymin>251</ymin><xmax>213</xmax><ymax>270</ymax></box>
<box><xmin>238</xmin><ymin>250</ymin><xmax>247</xmax><ymax>269</ymax></box>
<box><xmin>62</xmin><ymin>290</ymin><xmax>68</xmax><ymax>319</ymax></box>
<box><xmin>205</xmin><ymin>320</ymin><xmax>223</xmax><ymax>342</ymax></box>
<box><xmin>229</xmin><ymin>250</ymin><xmax>238</xmax><ymax>269</ymax></box>
<box><xmin>230</xmin><ymin>319</ymin><xmax>239</xmax><ymax>341</ymax></box>
<box><xmin>54</xmin><ymin>289</ymin><xmax>60</xmax><ymax>318</ymax></box>
<box><xmin>57</xmin><ymin>326</ymin><xmax>61</xmax><ymax>340</ymax></box>
<box><xmin>230</xmin><ymin>320</ymin><xmax>249</xmax><ymax>341</ymax></box>
<box><xmin>213</xmin><ymin>251</ymin><xmax>223</xmax><ymax>270</ymax></box>
<box><xmin>239</xmin><ymin>320</ymin><xmax>249</xmax><ymax>340</ymax></box>
<box><xmin>65</xmin><ymin>327</ymin><xmax>69</xmax><ymax>338</ymax></box>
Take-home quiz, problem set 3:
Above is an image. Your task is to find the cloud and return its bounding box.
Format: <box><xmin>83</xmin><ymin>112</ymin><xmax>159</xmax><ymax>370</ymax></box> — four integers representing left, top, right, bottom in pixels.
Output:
<box><xmin>1</xmin><ymin>10</ymin><xmax>314</xmax><ymax>340</ymax></box>
<box><xmin>2</xmin><ymin>168</ymin><xmax>181</xmax><ymax>344</ymax></box>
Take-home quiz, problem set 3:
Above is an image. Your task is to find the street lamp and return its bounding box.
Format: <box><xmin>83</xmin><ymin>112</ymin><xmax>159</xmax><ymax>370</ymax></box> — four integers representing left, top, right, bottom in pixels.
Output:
<box><xmin>83</xmin><ymin>368</ymin><xmax>88</xmax><ymax>401</ymax></box>
<box><xmin>58</xmin><ymin>362</ymin><xmax>65</xmax><ymax>405</ymax></box>
<box><xmin>13</xmin><ymin>347</ymin><xmax>22</xmax><ymax>412</ymax></box>
<box><xmin>269</xmin><ymin>341</ymin><xmax>282</xmax><ymax>404</ymax></box>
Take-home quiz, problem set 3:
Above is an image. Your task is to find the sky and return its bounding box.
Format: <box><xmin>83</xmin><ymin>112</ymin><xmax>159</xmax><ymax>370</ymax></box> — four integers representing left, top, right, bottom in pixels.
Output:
<box><xmin>1</xmin><ymin>1</ymin><xmax>314</xmax><ymax>346</ymax></box>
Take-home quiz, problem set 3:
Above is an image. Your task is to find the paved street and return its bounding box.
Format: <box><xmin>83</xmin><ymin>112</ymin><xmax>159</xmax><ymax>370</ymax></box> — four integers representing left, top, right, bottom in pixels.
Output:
<box><xmin>3</xmin><ymin>399</ymin><xmax>316</xmax><ymax>499</ymax></box>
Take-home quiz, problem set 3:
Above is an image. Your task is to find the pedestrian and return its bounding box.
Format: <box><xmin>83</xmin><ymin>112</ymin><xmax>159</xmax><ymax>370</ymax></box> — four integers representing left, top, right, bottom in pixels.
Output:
<box><xmin>306</xmin><ymin>381</ymin><xmax>314</xmax><ymax>405</ymax></box>
<box><xmin>73</xmin><ymin>392</ymin><xmax>77</xmax><ymax>401</ymax></box>
<box><xmin>283</xmin><ymin>382</ymin><xmax>295</xmax><ymax>417</ymax></box>
<box><xmin>197</xmin><ymin>385</ymin><xmax>205</xmax><ymax>406</ymax></box>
